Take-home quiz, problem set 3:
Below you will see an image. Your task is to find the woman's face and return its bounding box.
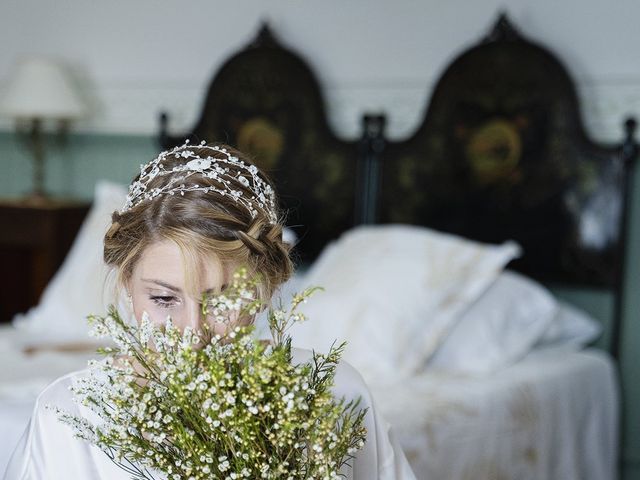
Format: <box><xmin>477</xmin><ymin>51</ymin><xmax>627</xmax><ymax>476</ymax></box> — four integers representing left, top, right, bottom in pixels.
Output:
<box><xmin>127</xmin><ymin>240</ymin><xmax>239</xmax><ymax>336</ymax></box>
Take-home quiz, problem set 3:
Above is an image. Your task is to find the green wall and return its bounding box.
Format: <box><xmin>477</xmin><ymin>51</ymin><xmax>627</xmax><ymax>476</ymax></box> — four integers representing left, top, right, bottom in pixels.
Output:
<box><xmin>0</xmin><ymin>132</ymin><xmax>157</xmax><ymax>199</ymax></box>
<box><xmin>1</xmin><ymin>131</ymin><xmax>639</xmax><ymax>478</ymax></box>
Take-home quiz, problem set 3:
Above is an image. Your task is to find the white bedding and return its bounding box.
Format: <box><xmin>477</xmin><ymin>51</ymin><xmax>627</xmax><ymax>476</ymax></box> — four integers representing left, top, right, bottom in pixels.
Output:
<box><xmin>0</xmin><ymin>325</ymin><xmax>617</xmax><ymax>480</ymax></box>
<box><xmin>370</xmin><ymin>348</ymin><xmax>618</xmax><ymax>480</ymax></box>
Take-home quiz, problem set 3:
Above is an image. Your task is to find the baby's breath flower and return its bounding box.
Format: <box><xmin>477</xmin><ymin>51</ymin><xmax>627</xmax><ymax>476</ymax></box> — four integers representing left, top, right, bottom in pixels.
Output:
<box><xmin>54</xmin><ymin>266</ymin><xmax>367</xmax><ymax>480</ymax></box>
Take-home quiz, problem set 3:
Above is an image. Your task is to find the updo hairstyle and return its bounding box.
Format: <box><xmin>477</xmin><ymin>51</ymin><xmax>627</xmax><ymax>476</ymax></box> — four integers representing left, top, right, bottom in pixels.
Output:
<box><xmin>103</xmin><ymin>143</ymin><xmax>295</xmax><ymax>308</ymax></box>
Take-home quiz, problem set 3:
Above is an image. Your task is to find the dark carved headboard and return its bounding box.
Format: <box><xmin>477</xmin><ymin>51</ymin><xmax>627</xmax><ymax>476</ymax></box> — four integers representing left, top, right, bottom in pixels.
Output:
<box><xmin>363</xmin><ymin>14</ymin><xmax>638</xmax><ymax>357</ymax></box>
<box><xmin>159</xmin><ymin>24</ymin><xmax>358</xmax><ymax>264</ymax></box>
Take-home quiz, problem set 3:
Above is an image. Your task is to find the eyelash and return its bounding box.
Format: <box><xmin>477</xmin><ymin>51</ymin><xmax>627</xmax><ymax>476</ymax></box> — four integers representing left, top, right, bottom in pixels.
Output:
<box><xmin>150</xmin><ymin>295</ymin><xmax>180</xmax><ymax>308</ymax></box>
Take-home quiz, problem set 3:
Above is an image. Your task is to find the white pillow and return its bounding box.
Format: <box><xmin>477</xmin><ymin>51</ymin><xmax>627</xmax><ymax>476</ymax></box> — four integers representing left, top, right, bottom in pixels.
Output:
<box><xmin>428</xmin><ymin>270</ymin><xmax>557</xmax><ymax>374</ymax></box>
<box><xmin>288</xmin><ymin>224</ymin><xmax>520</xmax><ymax>381</ymax></box>
<box><xmin>536</xmin><ymin>300</ymin><xmax>602</xmax><ymax>349</ymax></box>
<box><xmin>428</xmin><ymin>271</ymin><xmax>603</xmax><ymax>374</ymax></box>
<box><xmin>12</xmin><ymin>180</ymin><xmax>127</xmax><ymax>344</ymax></box>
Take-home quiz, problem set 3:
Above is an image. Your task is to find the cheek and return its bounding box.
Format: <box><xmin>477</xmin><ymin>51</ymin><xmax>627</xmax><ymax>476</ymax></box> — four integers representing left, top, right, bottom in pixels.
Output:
<box><xmin>132</xmin><ymin>299</ymin><xmax>152</xmax><ymax>325</ymax></box>
<box><xmin>210</xmin><ymin>322</ymin><xmax>229</xmax><ymax>337</ymax></box>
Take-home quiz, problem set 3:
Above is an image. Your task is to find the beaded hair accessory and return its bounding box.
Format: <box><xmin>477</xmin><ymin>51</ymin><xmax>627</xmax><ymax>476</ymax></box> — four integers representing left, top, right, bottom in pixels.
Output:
<box><xmin>121</xmin><ymin>140</ymin><xmax>278</xmax><ymax>224</ymax></box>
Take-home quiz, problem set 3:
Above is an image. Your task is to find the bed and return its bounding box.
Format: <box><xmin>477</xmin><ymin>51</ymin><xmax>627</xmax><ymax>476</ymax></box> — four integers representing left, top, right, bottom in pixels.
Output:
<box><xmin>161</xmin><ymin>13</ymin><xmax>636</xmax><ymax>480</ymax></box>
<box><xmin>1</xmin><ymin>13</ymin><xmax>637</xmax><ymax>480</ymax></box>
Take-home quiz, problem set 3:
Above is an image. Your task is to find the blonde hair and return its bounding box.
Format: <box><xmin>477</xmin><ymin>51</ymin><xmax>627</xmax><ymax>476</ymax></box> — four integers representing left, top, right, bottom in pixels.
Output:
<box><xmin>103</xmin><ymin>143</ymin><xmax>295</xmax><ymax>308</ymax></box>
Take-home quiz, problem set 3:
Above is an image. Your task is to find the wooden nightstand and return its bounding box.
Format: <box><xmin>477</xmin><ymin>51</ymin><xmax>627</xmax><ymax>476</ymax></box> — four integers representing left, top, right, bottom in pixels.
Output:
<box><xmin>0</xmin><ymin>198</ymin><xmax>90</xmax><ymax>323</ymax></box>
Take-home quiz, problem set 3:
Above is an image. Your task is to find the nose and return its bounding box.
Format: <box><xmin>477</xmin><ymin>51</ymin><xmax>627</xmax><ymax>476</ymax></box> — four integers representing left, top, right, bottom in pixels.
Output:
<box><xmin>182</xmin><ymin>297</ymin><xmax>205</xmax><ymax>331</ymax></box>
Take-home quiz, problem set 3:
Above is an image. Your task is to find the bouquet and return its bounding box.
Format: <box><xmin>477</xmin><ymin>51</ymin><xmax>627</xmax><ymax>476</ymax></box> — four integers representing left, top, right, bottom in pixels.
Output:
<box><xmin>50</xmin><ymin>267</ymin><xmax>367</xmax><ymax>480</ymax></box>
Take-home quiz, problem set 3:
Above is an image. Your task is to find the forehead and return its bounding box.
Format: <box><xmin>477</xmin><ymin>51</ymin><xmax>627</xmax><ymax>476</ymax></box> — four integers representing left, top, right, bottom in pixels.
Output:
<box><xmin>132</xmin><ymin>240</ymin><xmax>229</xmax><ymax>293</ymax></box>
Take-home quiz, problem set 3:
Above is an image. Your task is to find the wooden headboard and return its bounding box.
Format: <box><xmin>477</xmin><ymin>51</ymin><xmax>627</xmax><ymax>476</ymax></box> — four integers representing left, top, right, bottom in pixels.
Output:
<box><xmin>158</xmin><ymin>16</ymin><xmax>638</xmax><ymax>357</ymax></box>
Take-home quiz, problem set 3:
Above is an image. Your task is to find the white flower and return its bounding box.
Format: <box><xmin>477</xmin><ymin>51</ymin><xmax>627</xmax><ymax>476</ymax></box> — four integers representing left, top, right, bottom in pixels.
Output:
<box><xmin>218</xmin><ymin>459</ymin><xmax>231</xmax><ymax>472</ymax></box>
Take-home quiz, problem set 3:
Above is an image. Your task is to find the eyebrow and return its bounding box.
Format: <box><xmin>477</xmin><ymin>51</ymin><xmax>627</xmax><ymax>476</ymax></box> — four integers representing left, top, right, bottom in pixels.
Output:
<box><xmin>141</xmin><ymin>279</ymin><xmax>227</xmax><ymax>294</ymax></box>
<box><xmin>142</xmin><ymin>279</ymin><xmax>182</xmax><ymax>293</ymax></box>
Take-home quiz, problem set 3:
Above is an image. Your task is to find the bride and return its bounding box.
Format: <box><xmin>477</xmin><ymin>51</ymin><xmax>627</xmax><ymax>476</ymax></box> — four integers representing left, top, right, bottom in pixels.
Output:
<box><xmin>3</xmin><ymin>141</ymin><xmax>416</xmax><ymax>480</ymax></box>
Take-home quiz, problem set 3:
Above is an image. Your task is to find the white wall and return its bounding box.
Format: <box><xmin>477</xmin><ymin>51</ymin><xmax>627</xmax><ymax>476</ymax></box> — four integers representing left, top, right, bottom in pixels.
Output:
<box><xmin>1</xmin><ymin>0</ymin><xmax>639</xmax><ymax>141</ymax></box>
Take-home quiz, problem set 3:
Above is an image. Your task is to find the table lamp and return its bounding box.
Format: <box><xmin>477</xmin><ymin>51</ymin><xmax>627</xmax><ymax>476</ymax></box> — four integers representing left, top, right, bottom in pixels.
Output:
<box><xmin>0</xmin><ymin>56</ymin><xmax>86</xmax><ymax>200</ymax></box>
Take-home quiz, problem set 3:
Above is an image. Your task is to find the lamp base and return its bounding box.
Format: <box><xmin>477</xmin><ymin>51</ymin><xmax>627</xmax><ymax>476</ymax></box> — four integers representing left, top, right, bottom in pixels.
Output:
<box><xmin>16</xmin><ymin>117</ymin><xmax>48</xmax><ymax>202</ymax></box>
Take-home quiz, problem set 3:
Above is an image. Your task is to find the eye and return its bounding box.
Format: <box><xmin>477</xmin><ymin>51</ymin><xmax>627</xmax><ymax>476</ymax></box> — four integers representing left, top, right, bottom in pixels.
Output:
<box><xmin>150</xmin><ymin>295</ymin><xmax>180</xmax><ymax>308</ymax></box>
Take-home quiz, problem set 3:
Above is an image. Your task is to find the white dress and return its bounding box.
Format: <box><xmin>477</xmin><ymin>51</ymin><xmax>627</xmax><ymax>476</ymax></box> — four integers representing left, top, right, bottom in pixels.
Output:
<box><xmin>3</xmin><ymin>348</ymin><xmax>417</xmax><ymax>480</ymax></box>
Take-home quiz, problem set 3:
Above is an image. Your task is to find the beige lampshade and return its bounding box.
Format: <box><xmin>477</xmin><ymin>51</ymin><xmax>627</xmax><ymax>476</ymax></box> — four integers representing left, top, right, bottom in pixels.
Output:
<box><xmin>0</xmin><ymin>57</ymin><xmax>86</xmax><ymax>120</ymax></box>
